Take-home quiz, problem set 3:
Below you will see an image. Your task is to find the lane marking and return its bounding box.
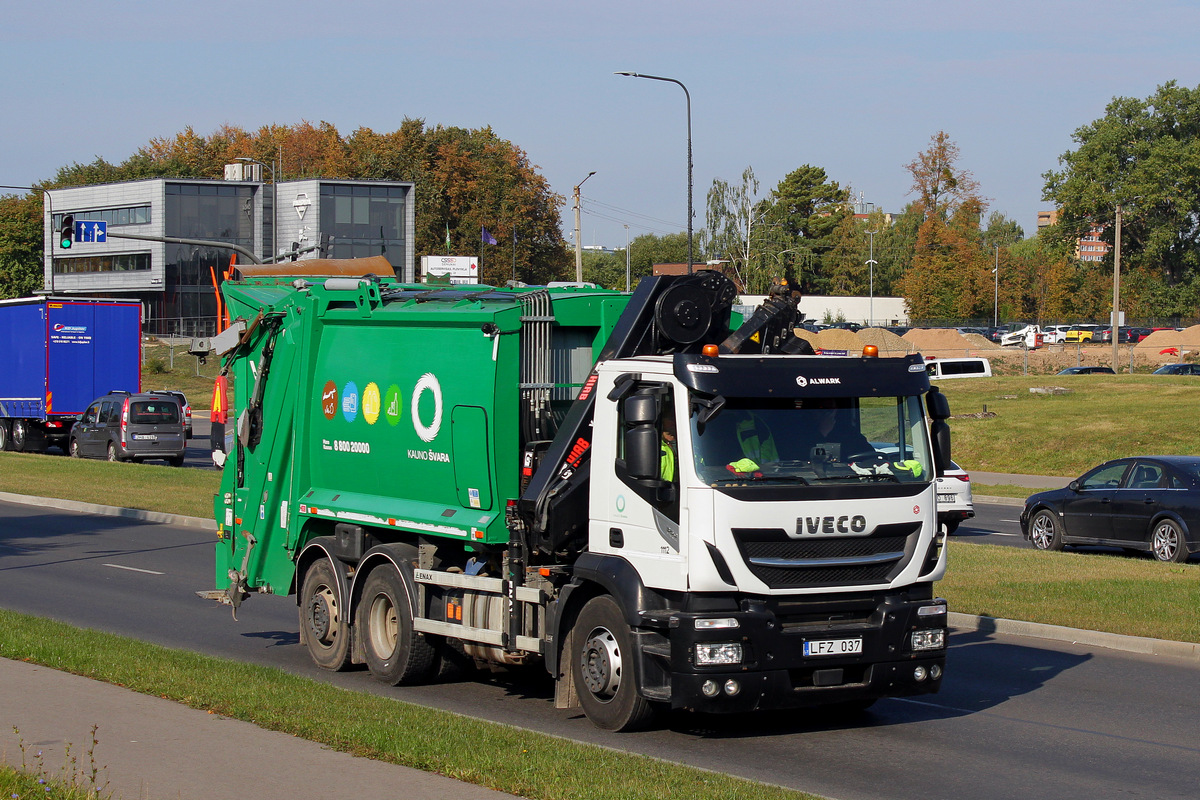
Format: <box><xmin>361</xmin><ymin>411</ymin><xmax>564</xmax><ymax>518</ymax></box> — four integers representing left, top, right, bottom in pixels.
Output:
<box><xmin>103</xmin><ymin>563</ymin><xmax>165</xmax><ymax>575</ymax></box>
<box><xmin>1000</xmin><ymin>518</ymin><xmax>1021</xmax><ymax>523</ymax></box>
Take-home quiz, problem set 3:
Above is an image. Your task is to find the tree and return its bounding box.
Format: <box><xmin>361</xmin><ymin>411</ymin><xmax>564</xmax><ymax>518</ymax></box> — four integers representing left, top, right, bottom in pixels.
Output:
<box><xmin>46</xmin><ymin>120</ymin><xmax>571</xmax><ymax>285</ymax></box>
<box><xmin>906</xmin><ymin>132</ymin><xmax>982</xmax><ymax>219</ymax></box>
<box><xmin>1043</xmin><ymin>81</ymin><xmax>1200</xmax><ymax>318</ymax></box>
<box><xmin>703</xmin><ymin>166</ymin><xmax>763</xmax><ymax>291</ymax></box>
<box><xmin>0</xmin><ymin>192</ymin><xmax>44</xmax><ymax>299</ymax></box>
<box><xmin>766</xmin><ymin>165</ymin><xmax>850</xmax><ymax>295</ymax></box>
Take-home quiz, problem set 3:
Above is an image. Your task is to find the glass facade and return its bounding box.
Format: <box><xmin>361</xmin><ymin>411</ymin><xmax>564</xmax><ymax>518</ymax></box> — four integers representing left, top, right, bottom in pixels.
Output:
<box><xmin>158</xmin><ymin>182</ymin><xmax>257</xmax><ymax>337</ymax></box>
<box><xmin>319</xmin><ymin>184</ymin><xmax>407</xmax><ymax>259</ymax></box>
<box><xmin>52</xmin><ymin>205</ymin><xmax>151</xmax><ymax>229</ymax></box>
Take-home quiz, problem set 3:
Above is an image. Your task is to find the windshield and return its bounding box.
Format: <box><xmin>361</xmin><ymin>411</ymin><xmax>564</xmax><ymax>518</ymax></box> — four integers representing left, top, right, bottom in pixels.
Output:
<box><xmin>690</xmin><ymin>394</ymin><xmax>934</xmax><ymax>486</ymax></box>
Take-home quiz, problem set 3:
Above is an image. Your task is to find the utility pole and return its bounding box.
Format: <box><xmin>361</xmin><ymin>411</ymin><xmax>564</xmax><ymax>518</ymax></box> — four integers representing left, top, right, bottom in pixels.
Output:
<box><xmin>573</xmin><ymin>171</ymin><xmax>595</xmax><ymax>283</ymax></box>
<box><xmin>1113</xmin><ymin>203</ymin><xmax>1122</xmax><ymax>369</ymax></box>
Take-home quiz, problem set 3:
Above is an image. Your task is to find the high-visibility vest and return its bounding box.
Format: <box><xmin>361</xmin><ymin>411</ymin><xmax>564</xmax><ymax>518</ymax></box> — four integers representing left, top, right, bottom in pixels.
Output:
<box><xmin>660</xmin><ymin>440</ymin><xmax>676</xmax><ymax>482</ymax></box>
<box><xmin>735</xmin><ymin>417</ymin><xmax>778</xmax><ymax>463</ymax></box>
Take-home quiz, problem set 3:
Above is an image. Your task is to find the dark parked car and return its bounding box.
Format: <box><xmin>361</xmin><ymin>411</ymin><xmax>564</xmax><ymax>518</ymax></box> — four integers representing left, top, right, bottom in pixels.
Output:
<box><xmin>68</xmin><ymin>391</ymin><xmax>186</xmax><ymax>465</ymax></box>
<box><xmin>150</xmin><ymin>389</ymin><xmax>192</xmax><ymax>438</ymax></box>
<box><xmin>1020</xmin><ymin>456</ymin><xmax>1200</xmax><ymax>562</ymax></box>
<box><xmin>1056</xmin><ymin>366</ymin><xmax>1116</xmax><ymax>375</ymax></box>
<box><xmin>1153</xmin><ymin>363</ymin><xmax>1200</xmax><ymax>375</ymax></box>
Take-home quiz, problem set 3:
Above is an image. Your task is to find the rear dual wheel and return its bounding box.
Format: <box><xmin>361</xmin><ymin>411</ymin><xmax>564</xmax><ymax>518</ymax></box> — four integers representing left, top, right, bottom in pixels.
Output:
<box><xmin>300</xmin><ymin>559</ymin><xmax>350</xmax><ymax>670</ymax></box>
<box><xmin>358</xmin><ymin>565</ymin><xmax>436</xmax><ymax>685</ymax></box>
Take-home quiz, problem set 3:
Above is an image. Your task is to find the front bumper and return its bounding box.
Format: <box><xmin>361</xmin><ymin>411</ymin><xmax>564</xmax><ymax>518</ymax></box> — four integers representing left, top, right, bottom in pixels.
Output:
<box><xmin>643</xmin><ymin>593</ymin><xmax>948</xmax><ymax>713</ymax></box>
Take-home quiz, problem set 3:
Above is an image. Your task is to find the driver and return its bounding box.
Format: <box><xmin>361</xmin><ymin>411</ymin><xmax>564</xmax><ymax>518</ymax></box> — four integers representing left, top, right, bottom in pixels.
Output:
<box><xmin>799</xmin><ymin>398</ymin><xmax>874</xmax><ymax>463</ymax></box>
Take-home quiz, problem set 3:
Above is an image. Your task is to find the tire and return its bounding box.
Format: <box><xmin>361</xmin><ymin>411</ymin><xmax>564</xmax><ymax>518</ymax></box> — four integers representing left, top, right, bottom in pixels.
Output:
<box><xmin>168</xmin><ymin>455</ymin><xmax>185</xmax><ymax>467</ymax></box>
<box><xmin>107</xmin><ymin>441</ymin><xmax>124</xmax><ymax>463</ymax></box>
<box><xmin>572</xmin><ymin>595</ymin><xmax>656</xmax><ymax>732</ymax></box>
<box><xmin>944</xmin><ymin>520</ymin><xmax>960</xmax><ymax>535</ymax></box>
<box><xmin>69</xmin><ymin>437</ymin><xmax>83</xmax><ymax>458</ymax></box>
<box><xmin>11</xmin><ymin>419</ymin><xmax>29</xmax><ymax>452</ymax></box>
<box><xmin>0</xmin><ymin>420</ymin><xmax>10</xmax><ymax>451</ymax></box>
<box><xmin>1151</xmin><ymin>519</ymin><xmax>1189</xmax><ymax>563</ymax></box>
<box><xmin>299</xmin><ymin>559</ymin><xmax>351</xmax><ymax>671</ymax></box>
<box><xmin>357</xmin><ymin>564</ymin><xmax>436</xmax><ymax>685</ymax></box>
<box><xmin>1029</xmin><ymin>509</ymin><xmax>1063</xmax><ymax>551</ymax></box>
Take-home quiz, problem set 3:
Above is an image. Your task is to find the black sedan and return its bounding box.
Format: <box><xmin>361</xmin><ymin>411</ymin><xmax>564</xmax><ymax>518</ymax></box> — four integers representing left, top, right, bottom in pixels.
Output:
<box><xmin>1056</xmin><ymin>366</ymin><xmax>1115</xmax><ymax>375</ymax></box>
<box><xmin>1021</xmin><ymin>456</ymin><xmax>1200</xmax><ymax>562</ymax></box>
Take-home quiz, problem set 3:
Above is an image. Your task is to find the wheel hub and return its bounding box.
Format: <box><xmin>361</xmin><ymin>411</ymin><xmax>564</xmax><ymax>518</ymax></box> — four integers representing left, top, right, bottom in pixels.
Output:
<box><xmin>308</xmin><ymin>593</ymin><xmax>331</xmax><ymax>640</ymax></box>
<box><xmin>580</xmin><ymin>627</ymin><xmax>622</xmax><ymax>700</ymax></box>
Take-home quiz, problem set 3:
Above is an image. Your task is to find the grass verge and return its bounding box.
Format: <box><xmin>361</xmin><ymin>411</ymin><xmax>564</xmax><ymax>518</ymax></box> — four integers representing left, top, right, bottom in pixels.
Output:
<box><xmin>0</xmin><ymin>453</ymin><xmax>220</xmax><ymax>519</ymax></box>
<box><xmin>0</xmin><ymin>610</ymin><xmax>819</xmax><ymax>800</ymax></box>
<box><xmin>938</xmin><ymin>374</ymin><xmax>1200</xmax><ymax>477</ymax></box>
<box><xmin>941</xmin><ymin>540</ymin><xmax>1200</xmax><ymax>643</ymax></box>
<box><xmin>0</xmin><ymin>766</ymin><xmax>105</xmax><ymax>800</ymax></box>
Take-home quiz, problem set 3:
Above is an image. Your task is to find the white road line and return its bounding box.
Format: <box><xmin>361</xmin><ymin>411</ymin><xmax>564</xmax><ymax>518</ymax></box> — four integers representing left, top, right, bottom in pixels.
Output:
<box><xmin>988</xmin><ymin>532</ymin><xmax>1020</xmax><ymax>537</ymax></box>
<box><xmin>1000</xmin><ymin>519</ymin><xmax>1021</xmax><ymax>523</ymax></box>
<box><xmin>103</xmin><ymin>563</ymin><xmax>165</xmax><ymax>575</ymax></box>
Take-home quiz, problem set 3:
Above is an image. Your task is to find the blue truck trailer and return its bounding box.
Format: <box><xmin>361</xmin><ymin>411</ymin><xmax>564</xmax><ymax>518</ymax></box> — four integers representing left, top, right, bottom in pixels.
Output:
<box><xmin>0</xmin><ymin>297</ymin><xmax>141</xmax><ymax>453</ymax></box>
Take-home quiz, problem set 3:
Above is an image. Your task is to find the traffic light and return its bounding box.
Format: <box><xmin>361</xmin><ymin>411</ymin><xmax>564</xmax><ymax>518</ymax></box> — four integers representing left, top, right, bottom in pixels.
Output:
<box><xmin>59</xmin><ymin>215</ymin><xmax>74</xmax><ymax>249</ymax></box>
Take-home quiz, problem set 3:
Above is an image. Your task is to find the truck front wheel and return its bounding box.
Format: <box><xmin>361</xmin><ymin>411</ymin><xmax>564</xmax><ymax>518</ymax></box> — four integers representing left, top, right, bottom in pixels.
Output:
<box><xmin>572</xmin><ymin>595</ymin><xmax>655</xmax><ymax>732</ymax></box>
<box><xmin>357</xmin><ymin>565</ymin><xmax>435</xmax><ymax>685</ymax></box>
<box><xmin>300</xmin><ymin>559</ymin><xmax>350</xmax><ymax>671</ymax></box>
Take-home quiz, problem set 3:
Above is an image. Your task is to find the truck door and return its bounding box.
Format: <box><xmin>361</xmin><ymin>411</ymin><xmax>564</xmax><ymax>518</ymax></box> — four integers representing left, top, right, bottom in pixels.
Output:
<box><xmin>596</xmin><ymin>381</ymin><xmax>683</xmax><ymax>581</ymax></box>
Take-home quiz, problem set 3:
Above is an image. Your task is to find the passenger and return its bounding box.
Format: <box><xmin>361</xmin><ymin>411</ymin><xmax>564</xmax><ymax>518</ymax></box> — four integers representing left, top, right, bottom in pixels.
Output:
<box><xmin>660</xmin><ymin>413</ymin><xmax>677</xmax><ymax>482</ymax></box>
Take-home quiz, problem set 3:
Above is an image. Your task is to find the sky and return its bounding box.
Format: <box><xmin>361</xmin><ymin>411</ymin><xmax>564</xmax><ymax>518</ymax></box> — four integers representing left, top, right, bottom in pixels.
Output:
<box><xmin>4</xmin><ymin>1</ymin><xmax>1200</xmax><ymax>251</ymax></box>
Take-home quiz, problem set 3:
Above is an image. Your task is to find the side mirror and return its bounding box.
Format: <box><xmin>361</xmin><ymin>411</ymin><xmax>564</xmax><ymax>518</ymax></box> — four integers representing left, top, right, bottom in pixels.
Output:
<box><xmin>1068</xmin><ymin>480</ymin><xmax>1081</xmax><ymax>492</ymax></box>
<box><xmin>623</xmin><ymin>393</ymin><xmax>661</xmax><ymax>480</ymax></box>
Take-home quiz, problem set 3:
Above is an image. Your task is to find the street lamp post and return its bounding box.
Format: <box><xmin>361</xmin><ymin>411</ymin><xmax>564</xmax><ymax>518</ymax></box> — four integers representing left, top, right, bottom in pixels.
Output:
<box><xmin>865</xmin><ymin>229</ymin><xmax>878</xmax><ymax>327</ymax></box>
<box><xmin>236</xmin><ymin>157</ymin><xmax>277</xmax><ymax>263</ymax></box>
<box><xmin>615</xmin><ymin>71</ymin><xmax>693</xmax><ymax>274</ymax></box>
<box><xmin>624</xmin><ymin>223</ymin><xmax>631</xmax><ymax>292</ymax></box>
<box><xmin>573</xmin><ymin>171</ymin><xmax>596</xmax><ymax>283</ymax></box>
<box><xmin>2</xmin><ymin>184</ymin><xmax>53</xmax><ymax>292</ymax></box>
<box><xmin>993</xmin><ymin>245</ymin><xmax>999</xmax><ymax>327</ymax></box>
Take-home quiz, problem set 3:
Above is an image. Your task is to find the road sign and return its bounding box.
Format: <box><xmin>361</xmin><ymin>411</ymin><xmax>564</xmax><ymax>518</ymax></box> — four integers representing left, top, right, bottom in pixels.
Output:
<box><xmin>74</xmin><ymin>220</ymin><xmax>107</xmax><ymax>243</ymax></box>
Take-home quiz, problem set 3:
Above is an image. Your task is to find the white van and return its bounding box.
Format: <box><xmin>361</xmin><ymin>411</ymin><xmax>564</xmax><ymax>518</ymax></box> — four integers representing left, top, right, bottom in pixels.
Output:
<box><xmin>925</xmin><ymin>357</ymin><xmax>992</xmax><ymax>380</ymax></box>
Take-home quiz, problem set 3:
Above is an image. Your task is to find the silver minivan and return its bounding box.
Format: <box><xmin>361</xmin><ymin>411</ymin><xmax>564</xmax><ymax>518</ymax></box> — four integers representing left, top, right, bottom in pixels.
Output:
<box><xmin>69</xmin><ymin>391</ymin><xmax>187</xmax><ymax>465</ymax></box>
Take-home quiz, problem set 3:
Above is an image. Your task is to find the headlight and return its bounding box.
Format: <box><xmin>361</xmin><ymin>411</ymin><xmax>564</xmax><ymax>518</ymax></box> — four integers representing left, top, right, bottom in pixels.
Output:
<box><xmin>911</xmin><ymin>629</ymin><xmax>945</xmax><ymax>651</ymax></box>
<box><xmin>695</xmin><ymin>642</ymin><xmax>743</xmax><ymax>665</ymax></box>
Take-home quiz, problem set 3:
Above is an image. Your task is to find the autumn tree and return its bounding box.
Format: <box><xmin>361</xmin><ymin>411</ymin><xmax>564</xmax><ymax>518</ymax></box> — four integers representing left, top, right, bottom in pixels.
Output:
<box><xmin>46</xmin><ymin>120</ymin><xmax>571</xmax><ymax>285</ymax></box>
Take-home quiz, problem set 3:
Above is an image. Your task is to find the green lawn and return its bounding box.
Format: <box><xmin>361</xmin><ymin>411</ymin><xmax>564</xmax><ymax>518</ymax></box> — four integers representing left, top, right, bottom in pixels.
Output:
<box><xmin>937</xmin><ymin>375</ymin><xmax>1200</xmax><ymax>477</ymax></box>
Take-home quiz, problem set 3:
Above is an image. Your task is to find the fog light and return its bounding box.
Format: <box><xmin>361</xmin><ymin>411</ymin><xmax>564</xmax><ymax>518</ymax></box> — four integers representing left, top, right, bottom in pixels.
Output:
<box><xmin>930</xmin><ymin>664</ymin><xmax>943</xmax><ymax>680</ymax></box>
<box><xmin>724</xmin><ymin>679</ymin><xmax>741</xmax><ymax>696</ymax></box>
<box><xmin>918</xmin><ymin>604</ymin><xmax>946</xmax><ymax>617</ymax></box>
<box><xmin>695</xmin><ymin>642</ymin><xmax>743</xmax><ymax>665</ymax></box>
<box><xmin>911</xmin><ymin>629</ymin><xmax>945</xmax><ymax>651</ymax></box>
<box><xmin>702</xmin><ymin>679</ymin><xmax>720</xmax><ymax>698</ymax></box>
<box><xmin>914</xmin><ymin>666</ymin><xmax>928</xmax><ymax>682</ymax></box>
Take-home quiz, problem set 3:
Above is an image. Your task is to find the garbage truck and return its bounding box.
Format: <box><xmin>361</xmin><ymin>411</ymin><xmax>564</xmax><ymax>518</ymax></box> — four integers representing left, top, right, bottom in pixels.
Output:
<box><xmin>203</xmin><ymin>257</ymin><xmax>953</xmax><ymax>731</ymax></box>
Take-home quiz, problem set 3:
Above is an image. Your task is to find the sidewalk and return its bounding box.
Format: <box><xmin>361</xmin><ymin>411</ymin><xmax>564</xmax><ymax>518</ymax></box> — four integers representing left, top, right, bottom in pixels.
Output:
<box><xmin>1</xmin><ymin>658</ymin><xmax>522</xmax><ymax>800</ymax></box>
<box><xmin>970</xmin><ymin>471</ymin><xmax>1070</xmax><ymax>490</ymax></box>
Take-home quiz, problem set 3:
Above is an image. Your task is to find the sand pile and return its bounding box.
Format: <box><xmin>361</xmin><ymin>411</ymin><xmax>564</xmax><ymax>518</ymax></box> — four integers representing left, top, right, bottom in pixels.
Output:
<box><xmin>811</xmin><ymin>328</ymin><xmax>868</xmax><ymax>351</ymax></box>
<box><xmin>1135</xmin><ymin>324</ymin><xmax>1200</xmax><ymax>353</ymax></box>
<box><xmin>902</xmin><ymin>328</ymin><xmax>974</xmax><ymax>351</ymax></box>
<box><xmin>859</xmin><ymin>327</ymin><xmax>915</xmax><ymax>355</ymax></box>
<box><xmin>963</xmin><ymin>333</ymin><xmax>1002</xmax><ymax>350</ymax></box>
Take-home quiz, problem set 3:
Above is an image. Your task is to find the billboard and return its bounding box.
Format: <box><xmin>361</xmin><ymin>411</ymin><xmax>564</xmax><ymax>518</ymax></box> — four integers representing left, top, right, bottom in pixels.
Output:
<box><xmin>420</xmin><ymin>256</ymin><xmax>479</xmax><ymax>285</ymax></box>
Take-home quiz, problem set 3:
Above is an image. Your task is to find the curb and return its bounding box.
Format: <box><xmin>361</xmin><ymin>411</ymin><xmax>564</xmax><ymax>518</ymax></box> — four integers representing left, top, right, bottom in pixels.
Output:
<box><xmin>972</xmin><ymin>494</ymin><xmax>1026</xmax><ymax>507</ymax></box>
<box><xmin>4</xmin><ymin>491</ymin><xmax>1195</xmax><ymax>663</ymax></box>
<box><xmin>0</xmin><ymin>491</ymin><xmax>216</xmax><ymax>531</ymax></box>
<box><xmin>949</xmin><ymin>612</ymin><xmax>1200</xmax><ymax>662</ymax></box>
